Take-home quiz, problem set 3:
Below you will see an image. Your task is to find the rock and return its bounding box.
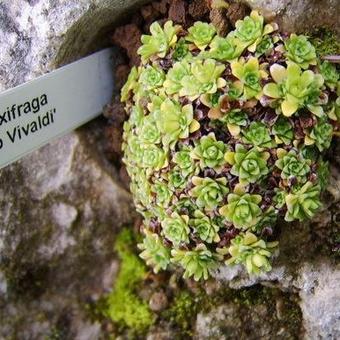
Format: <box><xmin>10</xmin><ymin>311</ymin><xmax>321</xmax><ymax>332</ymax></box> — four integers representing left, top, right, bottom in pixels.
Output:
<box><xmin>152</xmin><ymin>0</ymin><xmax>169</xmax><ymax>15</ymax></box>
<box><xmin>0</xmin><ymin>0</ymin><xmax>143</xmax><ymax>338</ymax></box>
<box><xmin>149</xmin><ymin>290</ymin><xmax>169</xmax><ymax>312</ymax></box>
<box><xmin>203</xmin><ymin>279</ymin><xmax>222</xmax><ymax>296</ymax></box>
<box><xmin>298</xmin><ymin>262</ymin><xmax>340</xmax><ymax>339</ymax></box>
<box><xmin>195</xmin><ymin>288</ymin><xmax>303</xmax><ymax>339</ymax></box>
<box><xmin>227</xmin><ymin>2</ymin><xmax>250</xmax><ymax>27</ymax></box>
<box><xmin>0</xmin><ymin>129</ymin><xmax>136</xmax><ymax>338</ymax></box>
<box><xmin>119</xmin><ymin>166</ymin><xmax>131</xmax><ymax>190</ymax></box>
<box><xmin>141</xmin><ymin>4</ymin><xmax>160</xmax><ymax>22</ymax></box>
<box><xmin>114</xmin><ymin>64</ymin><xmax>130</xmax><ymax>90</ymax></box>
<box><xmin>243</xmin><ymin>0</ymin><xmax>340</xmax><ymax>36</ymax></box>
<box><xmin>196</xmin><ymin>304</ymin><xmax>243</xmax><ymax>339</ymax></box>
<box><xmin>103</xmin><ymin>100</ymin><xmax>127</xmax><ymax>124</ymax></box>
<box><xmin>104</xmin><ymin>124</ymin><xmax>124</xmax><ymax>159</ymax></box>
<box><xmin>111</xmin><ymin>23</ymin><xmax>142</xmax><ymax>66</ymax></box>
<box><xmin>209</xmin><ymin>8</ymin><xmax>230</xmax><ymax>37</ymax></box>
<box><xmin>103</xmin><ymin>100</ymin><xmax>127</xmax><ymax>161</ymax></box>
<box><xmin>195</xmin><ymin>303</ymin><xmax>275</xmax><ymax>339</ymax></box>
<box><xmin>147</xmin><ymin>323</ymin><xmax>175</xmax><ymax>340</ymax></box>
<box><xmin>188</xmin><ymin>0</ymin><xmax>210</xmax><ymax>20</ymax></box>
<box><xmin>168</xmin><ymin>0</ymin><xmax>186</xmax><ymax>25</ymax></box>
<box><xmin>74</xmin><ymin>322</ymin><xmax>101</xmax><ymax>340</ymax></box>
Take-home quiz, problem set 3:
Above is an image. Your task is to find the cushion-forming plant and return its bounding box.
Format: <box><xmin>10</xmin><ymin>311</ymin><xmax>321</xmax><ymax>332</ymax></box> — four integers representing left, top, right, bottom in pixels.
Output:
<box><xmin>121</xmin><ymin>11</ymin><xmax>339</xmax><ymax>280</ymax></box>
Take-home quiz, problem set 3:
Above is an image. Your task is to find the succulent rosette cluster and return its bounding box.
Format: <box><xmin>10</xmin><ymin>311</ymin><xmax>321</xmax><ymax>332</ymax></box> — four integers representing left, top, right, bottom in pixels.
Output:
<box><xmin>121</xmin><ymin>11</ymin><xmax>339</xmax><ymax>280</ymax></box>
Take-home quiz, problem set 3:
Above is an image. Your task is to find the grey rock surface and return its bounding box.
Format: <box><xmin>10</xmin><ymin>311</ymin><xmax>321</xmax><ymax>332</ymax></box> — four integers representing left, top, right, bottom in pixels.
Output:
<box><xmin>243</xmin><ymin>0</ymin><xmax>340</xmax><ymax>37</ymax></box>
<box><xmin>298</xmin><ymin>262</ymin><xmax>340</xmax><ymax>340</ymax></box>
<box><xmin>0</xmin><ymin>129</ymin><xmax>135</xmax><ymax>338</ymax></box>
<box><xmin>196</xmin><ymin>304</ymin><xmax>244</xmax><ymax>339</ymax></box>
<box><xmin>0</xmin><ymin>0</ymin><xmax>339</xmax><ymax>339</ymax></box>
<box><xmin>0</xmin><ymin>0</ymin><xmax>140</xmax><ymax>338</ymax></box>
<box><xmin>196</xmin><ymin>304</ymin><xmax>276</xmax><ymax>340</ymax></box>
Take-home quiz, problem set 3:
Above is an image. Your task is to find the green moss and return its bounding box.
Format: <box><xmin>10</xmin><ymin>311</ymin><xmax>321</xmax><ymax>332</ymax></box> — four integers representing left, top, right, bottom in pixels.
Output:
<box><xmin>95</xmin><ymin>228</ymin><xmax>154</xmax><ymax>334</ymax></box>
<box><xmin>331</xmin><ymin>232</ymin><xmax>340</xmax><ymax>257</ymax></box>
<box><xmin>45</xmin><ymin>327</ymin><xmax>66</xmax><ymax>340</ymax></box>
<box><xmin>329</xmin><ymin>202</ymin><xmax>340</xmax><ymax>258</ymax></box>
<box><xmin>86</xmin><ymin>226</ymin><xmax>303</xmax><ymax>338</ymax></box>
<box><xmin>87</xmin><ymin>231</ymin><xmax>303</xmax><ymax>338</ymax></box>
<box><xmin>309</xmin><ymin>28</ymin><xmax>340</xmax><ymax>56</ymax></box>
<box><xmin>162</xmin><ymin>284</ymin><xmax>302</xmax><ymax>338</ymax></box>
<box><xmin>162</xmin><ymin>285</ymin><xmax>275</xmax><ymax>335</ymax></box>
<box><xmin>163</xmin><ymin>291</ymin><xmax>198</xmax><ymax>334</ymax></box>
<box><xmin>216</xmin><ymin>286</ymin><xmax>302</xmax><ymax>336</ymax></box>
<box><xmin>307</xmin><ymin>198</ymin><xmax>340</xmax><ymax>259</ymax></box>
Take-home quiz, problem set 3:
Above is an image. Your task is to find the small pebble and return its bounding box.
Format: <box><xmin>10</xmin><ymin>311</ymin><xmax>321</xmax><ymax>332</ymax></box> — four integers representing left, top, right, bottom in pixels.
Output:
<box><xmin>149</xmin><ymin>290</ymin><xmax>169</xmax><ymax>312</ymax></box>
<box><xmin>276</xmin><ymin>298</ymin><xmax>284</xmax><ymax>320</ymax></box>
<box><xmin>227</xmin><ymin>2</ymin><xmax>250</xmax><ymax>27</ymax></box>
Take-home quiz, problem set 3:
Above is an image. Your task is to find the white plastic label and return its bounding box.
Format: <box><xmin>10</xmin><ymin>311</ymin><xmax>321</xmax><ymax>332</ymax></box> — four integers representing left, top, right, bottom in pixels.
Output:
<box><xmin>0</xmin><ymin>48</ymin><xmax>115</xmax><ymax>169</ymax></box>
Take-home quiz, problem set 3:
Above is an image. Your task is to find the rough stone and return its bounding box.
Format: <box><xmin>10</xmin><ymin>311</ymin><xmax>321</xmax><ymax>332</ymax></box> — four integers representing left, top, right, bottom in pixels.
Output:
<box><xmin>168</xmin><ymin>0</ymin><xmax>186</xmax><ymax>25</ymax></box>
<box><xmin>196</xmin><ymin>304</ymin><xmax>243</xmax><ymax>339</ymax></box>
<box><xmin>152</xmin><ymin>0</ymin><xmax>168</xmax><ymax>16</ymax></box>
<box><xmin>149</xmin><ymin>290</ymin><xmax>169</xmax><ymax>312</ymax></box>
<box><xmin>141</xmin><ymin>4</ymin><xmax>159</xmax><ymax>22</ymax></box>
<box><xmin>111</xmin><ymin>23</ymin><xmax>142</xmax><ymax>66</ymax></box>
<box><xmin>298</xmin><ymin>262</ymin><xmax>340</xmax><ymax>339</ymax></box>
<box><xmin>194</xmin><ymin>283</ymin><xmax>305</xmax><ymax>338</ymax></box>
<box><xmin>0</xmin><ymin>128</ymin><xmax>136</xmax><ymax>338</ymax></box>
<box><xmin>0</xmin><ymin>0</ymin><xmax>143</xmax><ymax>338</ymax></box>
<box><xmin>209</xmin><ymin>8</ymin><xmax>230</xmax><ymax>37</ymax></box>
<box><xmin>243</xmin><ymin>0</ymin><xmax>340</xmax><ymax>36</ymax></box>
<box><xmin>146</xmin><ymin>323</ymin><xmax>175</xmax><ymax>340</ymax></box>
<box><xmin>227</xmin><ymin>2</ymin><xmax>250</xmax><ymax>27</ymax></box>
<box><xmin>188</xmin><ymin>0</ymin><xmax>209</xmax><ymax>20</ymax></box>
<box><xmin>195</xmin><ymin>302</ymin><xmax>289</xmax><ymax>340</ymax></box>
<box><xmin>114</xmin><ymin>64</ymin><xmax>131</xmax><ymax>90</ymax></box>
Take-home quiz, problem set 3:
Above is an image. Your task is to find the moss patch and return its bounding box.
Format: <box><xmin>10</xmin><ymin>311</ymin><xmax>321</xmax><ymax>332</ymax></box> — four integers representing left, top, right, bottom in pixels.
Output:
<box><xmin>89</xmin><ymin>229</ymin><xmax>303</xmax><ymax>339</ymax></box>
<box><xmin>162</xmin><ymin>284</ymin><xmax>302</xmax><ymax>339</ymax></box>
<box><xmin>309</xmin><ymin>28</ymin><xmax>340</xmax><ymax>56</ymax></box>
<box><xmin>162</xmin><ymin>291</ymin><xmax>199</xmax><ymax>337</ymax></box>
<box><xmin>92</xmin><ymin>228</ymin><xmax>154</xmax><ymax>336</ymax></box>
<box><xmin>329</xmin><ymin>202</ymin><xmax>340</xmax><ymax>258</ymax></box>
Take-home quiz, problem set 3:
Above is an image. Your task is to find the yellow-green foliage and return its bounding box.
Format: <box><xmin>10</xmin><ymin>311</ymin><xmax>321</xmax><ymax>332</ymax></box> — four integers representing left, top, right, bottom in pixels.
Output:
<box><xmin>122</xmin><ymin>13</ymin><xmax>337</xmax><ymax>279</ymax></box>
<box><xmin>104</xmin><ymin>228</ymin><xmax>154</xmax><ymax>332</ymax></box>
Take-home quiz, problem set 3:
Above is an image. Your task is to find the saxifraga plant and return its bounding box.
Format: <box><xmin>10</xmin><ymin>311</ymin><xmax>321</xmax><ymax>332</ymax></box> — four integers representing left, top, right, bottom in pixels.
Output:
<box><xmin>120</xmin><ymin>11</ymin><xmax>339</xmax><ymax>280</ymax></box>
